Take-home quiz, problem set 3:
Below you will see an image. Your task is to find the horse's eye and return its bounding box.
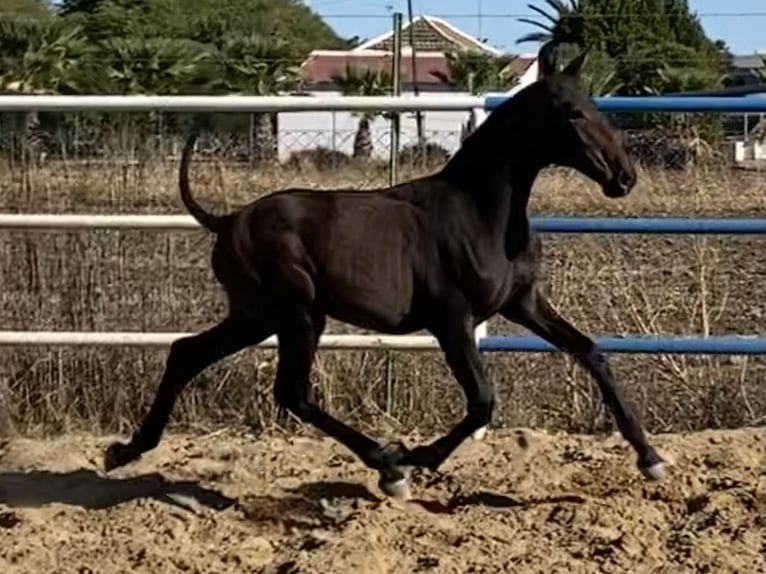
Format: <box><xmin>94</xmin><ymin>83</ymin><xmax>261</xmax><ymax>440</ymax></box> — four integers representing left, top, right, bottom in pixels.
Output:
<box><xmin>569</xmin><ymin>108</ymin><xmax>586</xmax><ymax>120</ymax></box>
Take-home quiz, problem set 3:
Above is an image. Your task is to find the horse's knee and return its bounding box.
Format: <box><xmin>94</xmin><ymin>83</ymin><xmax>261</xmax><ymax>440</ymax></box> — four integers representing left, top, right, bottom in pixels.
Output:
<box><xmin>582</xmin><ymin>346</ymin><xmax>615</xmax><ymax>382</ymax></box>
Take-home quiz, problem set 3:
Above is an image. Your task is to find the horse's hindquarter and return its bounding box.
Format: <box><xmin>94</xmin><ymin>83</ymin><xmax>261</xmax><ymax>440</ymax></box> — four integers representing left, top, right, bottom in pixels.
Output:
<box><xmin>308</xmin><ymin>194</ymin><xmax>418</xmax><ymax>330</ymax></box>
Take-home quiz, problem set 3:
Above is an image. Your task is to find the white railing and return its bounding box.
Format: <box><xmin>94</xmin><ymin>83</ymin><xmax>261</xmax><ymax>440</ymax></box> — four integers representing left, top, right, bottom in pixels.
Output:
<box><xmin>0</xmin><ymin>331</ymin><xmax>439</xmax><ymax>349</ymax></box>
<box><xmin>0</xmin><ymin>94</ymin><xmax>484</xmax><ymax>113</ymax></box>
<box><xmin>0</xmin><ymin>212</ymin><xmax>474</xmax><ymax>349</ymax></box>
<box><xmin>0</xmin><ymin>93</ymin><xmax>489</xmax><ymax>349</ymax></box>
<box><xmin>0</xmin><ymin>214</ymin><xmax>200</xmax><ymax>230</ymax></box>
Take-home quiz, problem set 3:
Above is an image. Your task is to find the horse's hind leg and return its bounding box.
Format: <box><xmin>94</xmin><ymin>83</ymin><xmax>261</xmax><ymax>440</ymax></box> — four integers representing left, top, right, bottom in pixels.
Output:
<box><xmin>503</xmin><ymin>286</ymin><xmax>665</xmax><ymax>481</ymax></box>
<box><xmin>104</xmin><ymin>315</ymin><xmax>273</xmax><ymax>471</ymax></box>
<box><xmin>273</xmin><ymin>306</ymin><xmax>416</xmax><ymax>498</ymax></box>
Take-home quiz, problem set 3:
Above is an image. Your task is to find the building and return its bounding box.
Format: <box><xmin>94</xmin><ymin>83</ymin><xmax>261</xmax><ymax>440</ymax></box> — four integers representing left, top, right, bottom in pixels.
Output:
<box><xmin>277</xmin><ymin>15</ymin><xmax>537</xmax><ymax>161</ymax></box>
<box><xmin>728</xmin><ymin>53</ymin><xmax>765</xmax><ymax>86</ymax></box>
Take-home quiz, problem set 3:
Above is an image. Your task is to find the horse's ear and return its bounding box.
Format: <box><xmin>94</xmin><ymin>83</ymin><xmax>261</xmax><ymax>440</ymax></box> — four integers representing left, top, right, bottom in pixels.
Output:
<box><xmin>537</xmin><ymin>41</ymin><xmax>558</xmax><ymax>79</ymax></box>
<box><xmin>562</xmin><ymin>49</ymin><xmax>589</xmax><ymax>78</ymax></box>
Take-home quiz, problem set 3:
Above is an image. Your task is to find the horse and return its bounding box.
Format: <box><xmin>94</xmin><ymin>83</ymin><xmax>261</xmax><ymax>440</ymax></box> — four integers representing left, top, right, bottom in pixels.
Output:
<box><xmin>104</xmin><ymin>48</ymin><xmax>665</xmax><ymax>500</ymax></box>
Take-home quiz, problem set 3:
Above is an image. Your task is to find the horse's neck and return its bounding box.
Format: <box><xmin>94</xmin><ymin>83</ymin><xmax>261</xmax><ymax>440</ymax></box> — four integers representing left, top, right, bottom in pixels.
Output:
<box><xmin>439</xmin><ymin>117</ymin><xmax>538</xmax><ymax>258</ymax></box>
<box><xmin>441</xmin><ymin>130</ymin><xmax>537</xmax><ymax>227</ymax></box>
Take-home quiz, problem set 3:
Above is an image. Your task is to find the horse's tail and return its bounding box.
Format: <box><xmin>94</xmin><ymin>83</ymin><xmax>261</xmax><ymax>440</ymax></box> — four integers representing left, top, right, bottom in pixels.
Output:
<box><xmin>179</xmin><ymin>127</ymin><xmax>225</xmax><ymax>233</ymax></box>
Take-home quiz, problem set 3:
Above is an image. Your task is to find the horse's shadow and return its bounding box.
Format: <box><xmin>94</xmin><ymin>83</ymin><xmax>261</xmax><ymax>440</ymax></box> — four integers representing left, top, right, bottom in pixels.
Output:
<box><xmin>0</xmin><ymin>468</ymin><xmax>585</xmax><ymax>519</ymax></box>
<box><xmin>0</xmin><ymin>469</ymin><xmax>236</xmax><ymax>512</ymax></box>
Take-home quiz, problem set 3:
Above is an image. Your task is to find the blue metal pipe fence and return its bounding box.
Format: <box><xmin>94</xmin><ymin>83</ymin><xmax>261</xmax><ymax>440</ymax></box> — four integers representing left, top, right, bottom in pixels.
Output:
<box><xmin>484</xmin><ymin>214</ymin><xmax>766</xmax><ymax>354</ymax></box>
<box><xmin>484</xmin><ymin>94</ymin><xmax>766</xmax><ymax>112</ymax></box>
<box><xmin>479</xmin><ymin>335</ymin><xmax>766</xmax><ymax>355</ymax></box>
<box><xmin>477</xmin><ymin>93</ymin><xmax>766</xmax><ymax>356</ymax></box>
<box><xmin>530</xmin><ymin>217</ymin><xmax>766</xmax><ymax>234</ymax></box>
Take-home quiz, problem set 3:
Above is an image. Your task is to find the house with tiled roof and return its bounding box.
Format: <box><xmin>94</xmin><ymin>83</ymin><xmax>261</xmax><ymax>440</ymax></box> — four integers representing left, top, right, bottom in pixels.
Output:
<box><xmin>277</xmin><ymin>15</ymin><xmax>538</xmax><ymax>161</ymax></box>
<box><xmin>299</xmin><ymin>15</ymin><xmax>537</xmax><ymax>93</ymax></box>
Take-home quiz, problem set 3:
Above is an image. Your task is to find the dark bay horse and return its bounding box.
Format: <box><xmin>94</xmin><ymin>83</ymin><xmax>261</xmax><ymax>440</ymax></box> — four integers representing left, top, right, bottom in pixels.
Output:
<box><xmin>104</xmin><ymin>50</ymin><xmax>665</xmax><ymax>499</ymax></box>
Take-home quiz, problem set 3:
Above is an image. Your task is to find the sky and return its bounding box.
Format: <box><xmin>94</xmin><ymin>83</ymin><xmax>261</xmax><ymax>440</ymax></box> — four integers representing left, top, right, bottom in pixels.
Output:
<box><xmin>305</xmin><ymin>0</ymin><xmax>766</xmax><ymax>56</ymax></box>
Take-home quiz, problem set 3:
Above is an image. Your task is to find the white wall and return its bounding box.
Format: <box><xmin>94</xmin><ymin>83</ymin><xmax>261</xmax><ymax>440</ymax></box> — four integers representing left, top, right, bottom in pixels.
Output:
<box><xmin>734</xmin><ymin>140</ymin><xmax>766</xmax><ymax>162</ymax></box>
<box><xmin>276</xmin><ymin>65</ymin><xmax>538</xmax><ymax>161</ymax></box>
<box><xmin>277</xmin><ymin>90</ymin><xmax>478</xmax><ymax>160</ymax></box>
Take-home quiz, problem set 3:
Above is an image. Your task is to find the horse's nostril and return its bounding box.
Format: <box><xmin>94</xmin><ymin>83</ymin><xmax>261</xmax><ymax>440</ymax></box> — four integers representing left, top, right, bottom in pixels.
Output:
<box><xmin>617</xmin><ymin>170</ymin><xmax>634</xmax><ymax>188</ymax></box>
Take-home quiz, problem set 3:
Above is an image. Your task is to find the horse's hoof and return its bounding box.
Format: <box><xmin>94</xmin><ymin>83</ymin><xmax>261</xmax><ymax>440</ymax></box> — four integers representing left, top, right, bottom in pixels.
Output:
<box><xmin>377</xmin><ymin>444</ymin><xmax>414</xmax><ymax>501</ymax></box>
<box><xmin>471</xmin><ymin>426</ymin><xmax>488</xmax><ymax>441</ymax></box>
<box><xmin>640</xmin><ymin>461</ymin><xmax>666</xmax><ymax>482</ymax></box>
<box><xmin>379</xmin><ymin>475</ymin><xmax>412</xmax><ymax>501</ymax></box>
<box><xmin>104</xmin><ymin>441</ymin><xmax>139</xmax><ymax>472</ymax></box>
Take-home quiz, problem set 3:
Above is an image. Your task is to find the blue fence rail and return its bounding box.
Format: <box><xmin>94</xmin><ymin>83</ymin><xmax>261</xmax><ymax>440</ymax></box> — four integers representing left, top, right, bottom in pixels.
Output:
<box><xmin>484</xmin><ymin>94</ymin><xmax>766</xmax><ymax>113</ymax></box>
<box><xmin>489</xmin><ymin>216</ymin><xmax>766</xmax><ymax>355</ymax></box>
<box><xmin>530</xmin><ymin>217</ymin><xmax>766</xmax><ymax>234</ymax></box>
<box><xmin>479</xmin><ymin>335</ymin><xmax>766</xmax><ymax>355</ymax></box>
<box><xmin>480</xmin><ymin>93</ymin><xmax>766</xmax><ymax>356</ymax></box>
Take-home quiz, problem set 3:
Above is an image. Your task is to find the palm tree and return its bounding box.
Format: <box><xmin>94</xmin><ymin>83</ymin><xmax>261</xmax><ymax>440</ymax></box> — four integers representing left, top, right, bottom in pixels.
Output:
<box><xmin>331</xmin><ymin>64</ymin><xmax>392</xmax><ymax>160</ymax></box>
<box><xmin>577</xmin><ymin>49</ymin><xmax>622</xmax><ymax>96</ymax></box>
<box><xmin>0</xmin><ymin>15</ymin><xmax>91</xmax><ymax>162</ymax></box>
<box><xmin>214</xmin><ymin>35</ymin><xmax>301</xmax><ymax>163</ymax></box>
<box><xmin>98</xmin><ymin>37</ymin><xmax>210</xmax><ymax>160</ymax></box>
<box><xmin>0</xmin><ymin>16</ymin><xmax>90</xmax><ymax>93</ymax></box>
<box><xmin>515</xmin><ymin>0</ymin><xmax>588</xmax><ymax>79</ymax></box>
<box><xmin>430</xmin><ymin>51</ymin><xmax>519</xmax><ymax>95</ymax></box>
<box><xmin>100</xmin><ymin>37</ymin><xmax>210</xmax><ymax>95</ymax></box>
<box><xmin>517</xmin><ymin>0</ymin><xmax>584</xmax><ymax>43</ymax></box>
<box><xmin>430</xmin><ymin>50</ymin><xmax>520</xmax><ymax>141</ymax></box>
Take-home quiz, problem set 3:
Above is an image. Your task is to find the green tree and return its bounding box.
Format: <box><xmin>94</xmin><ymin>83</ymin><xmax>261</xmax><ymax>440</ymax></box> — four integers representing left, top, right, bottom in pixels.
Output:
<box><xmin>518</xmin><ymin>0</ymin><xmax>729</xmax><ymax>95</ymax></box>
<box><xmin>0</xmin><ymin>0</ymin><xmax>53</xmax><ymax>16</ymax></box>
<box><xmin>213</xmin><ymin>34</ymin><xmax>301</xmax><ymax>162</ymax></box>
<box><xmin>64</xmin><ymin>0</ymin><xmax>348</xmax><ymax>55</ymax></box>
<box><xmin>331</xmin><ymin>64</ymin><xmax>392</xmax><ymax>160</ymax></box>
<box><xmin>0</xmin><ymin>14</ymin><xmax>92</xmax><ymax>161</ymax></box>
<box><xmin>431</xmin><ymin>51</ymin><xmax>520</xmax><ymax>95</ymax></box>
<box><xmin>577</xmin><ymin>49</ymin><xmax>622</xmax><ymax>96</ymax></box>
<box><xmin>0</xmin><ymin>16</ymin><xmax>90</xmax><ymax>94</ymax></box>
<box><xmin>99</xmin><ymin>37</ymin><xmax>210</xmax><ymax>94</ymax></box>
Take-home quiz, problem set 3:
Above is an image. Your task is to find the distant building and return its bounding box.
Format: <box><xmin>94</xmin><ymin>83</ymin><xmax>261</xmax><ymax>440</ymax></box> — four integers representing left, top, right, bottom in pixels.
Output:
<box><xmin>728</xmin><ymin>53</ymin><xmax>765</xmax><ymax>86</ymax></box>
<box><xmin>727</xmin><ymin>54</ymin><xmax>765</xmax><ymax>166</ymax></box>
<box><xmin>277</xmin><ymin>15</ymin><xmax>537</xmax><ymax>161</ymax></box>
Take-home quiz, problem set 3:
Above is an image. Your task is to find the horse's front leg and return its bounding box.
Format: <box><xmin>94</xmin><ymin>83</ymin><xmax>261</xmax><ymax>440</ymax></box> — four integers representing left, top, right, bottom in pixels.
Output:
<box><xmin>502</xmin><ymin>285</ymin><xmax>665</xmax><ymax>480</ymax></box>
<box><xmin>397</xmin><ymin>305</ymin><xmax>495</xmax><ymax>472</ymax></box>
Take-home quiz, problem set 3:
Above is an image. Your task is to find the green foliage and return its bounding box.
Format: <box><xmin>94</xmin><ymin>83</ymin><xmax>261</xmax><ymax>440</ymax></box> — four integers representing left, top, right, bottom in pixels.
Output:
<box><xmin>431</xmin><ymin>51</ymin><xmax>520</xmax><ymax>94</ymax></box>
<box><xmin>332</xmin><ymin>64</ymin><xmax>392</xmax><ymax>97</ymax></box>
<box><xmin>0</xmin><ymin>0</ymin><xmax>53</xmax><ymax>17</ymax></box>
<box><xmin>578</xmin><ymin>49</ymin><xmax>622</xmax><ymax>96</ymax></box>
<box><xmin>213</xmin><ymin>34</ymin><xmax>301</xmax><ymax>95</ymax></box>
<box><xmin>70</xmin><ymin>0</ymin><xmax>345</xmax><ymax>55</ymax></box>
<box><xmin>0</xmin><ymin>15</ymin><xmax>91</xmax><ymax>93</ymax></box>
<box><xmin>99</xmin><ymin>37</ymin><xmax>211</xmax><ymax>94</ymax></box>
<box><xmin>331</xmin><ymin>64</ymin><xmax>393</xmax><ymax>159</ymax></box>
<box><xmin>0</xmin><ymin>0</ymin><xmax>352</xmax><ymax>99</ymax></box>
<box><xmin>518</xmin><ymin>0</ymin><xmax>729</xmax><ymax>95</ymax></box>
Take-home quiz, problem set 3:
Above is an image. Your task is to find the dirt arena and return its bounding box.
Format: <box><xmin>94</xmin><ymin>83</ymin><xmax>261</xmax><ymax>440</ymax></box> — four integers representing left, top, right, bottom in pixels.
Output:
<box><xmin>0</xmin><ymin>426</ymin><xmax>763</xmax><ymax>574</ymax></box>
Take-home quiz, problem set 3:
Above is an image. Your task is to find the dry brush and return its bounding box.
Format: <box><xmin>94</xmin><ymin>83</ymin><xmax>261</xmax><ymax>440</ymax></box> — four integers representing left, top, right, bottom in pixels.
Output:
<box><xmin>0</xmin><ymin>155</ymin><xmax>763</xmax><ymax>437</ymax></box>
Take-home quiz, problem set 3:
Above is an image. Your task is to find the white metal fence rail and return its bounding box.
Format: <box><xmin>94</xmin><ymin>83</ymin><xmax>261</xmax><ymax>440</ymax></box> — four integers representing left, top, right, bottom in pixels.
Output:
<box><xmin>0</xmin><ymin>94</ymin><xmax>489</xmax><ymax>349</ymax></box>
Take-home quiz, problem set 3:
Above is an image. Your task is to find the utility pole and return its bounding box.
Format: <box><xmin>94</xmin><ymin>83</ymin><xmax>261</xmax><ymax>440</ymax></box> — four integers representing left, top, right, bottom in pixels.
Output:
<box><xmin>407</xmin><ymin>0</ymin><xmax>425</xmax><ymax>151</ymax></box>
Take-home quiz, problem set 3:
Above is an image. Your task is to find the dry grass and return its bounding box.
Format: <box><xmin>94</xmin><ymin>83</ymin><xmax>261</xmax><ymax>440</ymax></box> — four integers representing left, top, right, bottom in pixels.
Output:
<box><xmin>0</xmin><ymin>156</ymin><xmax>763</xmax><ymax>438</ymax></box>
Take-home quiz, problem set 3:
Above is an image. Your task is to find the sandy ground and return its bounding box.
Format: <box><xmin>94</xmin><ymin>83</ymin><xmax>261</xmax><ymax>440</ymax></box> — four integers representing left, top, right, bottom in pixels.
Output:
<box><xmin>0</xmin><ymin>426</ymin><xmax>763</xmax><ymax>574</ymax></box>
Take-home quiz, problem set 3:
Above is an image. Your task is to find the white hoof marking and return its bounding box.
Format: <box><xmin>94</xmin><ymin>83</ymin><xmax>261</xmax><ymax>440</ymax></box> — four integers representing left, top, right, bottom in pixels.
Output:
<box><xmin>381</xmin><ymin>477</ymin><xmax>412</xmax><ymax>501</ymax></box>
<box><xmin>642</xmin><ymin>462</ymin><xmax>666</xmax><ymax>482</ymax></box>
<box><xmin>471</xmin><ymin>426</ymin><xmax>488</xmax><ymax>441</ymax></box>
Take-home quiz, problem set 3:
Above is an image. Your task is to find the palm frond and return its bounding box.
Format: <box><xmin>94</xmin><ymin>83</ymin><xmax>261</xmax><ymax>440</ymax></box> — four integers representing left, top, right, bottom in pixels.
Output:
<box><xmin>526</xmin><ymin>4</ymin><xmax>559</xmax><ymax>25</ymax></box>
<box><xmin>429</xmin><ymin>69</ymin><xmax>453</xmax><ymax>85</ymax></box>
<box><xmin>516</xmin><ymin>17</ymin><xmax>553</xmax><ymax>33</ymax></box>
<box><xmin>516</xmin><ymin>32</ymin><xmax>552</xmax><ymax>44</ymax></box>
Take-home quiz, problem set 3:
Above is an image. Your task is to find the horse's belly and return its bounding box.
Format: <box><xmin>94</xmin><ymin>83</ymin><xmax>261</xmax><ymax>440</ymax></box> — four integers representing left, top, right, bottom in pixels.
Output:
<box><xmin>316</xmin><ymin>247</ymin><xmax>415</xmax><ymax>331</ymax></box>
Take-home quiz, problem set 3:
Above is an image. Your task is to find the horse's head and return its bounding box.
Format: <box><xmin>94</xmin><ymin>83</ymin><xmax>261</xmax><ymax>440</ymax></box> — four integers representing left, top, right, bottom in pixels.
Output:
<box><xmin>515</xmin><ymin>47</ymin><xmax>636</xmax><ymax>198</ymax></box>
